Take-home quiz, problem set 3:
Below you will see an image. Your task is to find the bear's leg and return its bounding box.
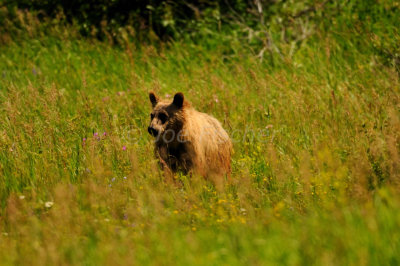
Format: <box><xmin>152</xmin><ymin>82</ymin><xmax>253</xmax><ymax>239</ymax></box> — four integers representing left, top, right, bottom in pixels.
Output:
<box><xmin>156</xmin><ymin>146</ymin><xmax>176</xmax><ymax>183</ymax></box>
<box><xmin>178</xmin><ymin>152</ymin><xmax>193</xmax><ymax>174</ymax></box>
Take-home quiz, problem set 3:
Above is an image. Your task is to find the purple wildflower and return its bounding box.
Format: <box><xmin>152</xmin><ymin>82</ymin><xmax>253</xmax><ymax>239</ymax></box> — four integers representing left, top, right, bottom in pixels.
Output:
<box><xmin>122</xmin><ymin>146</ymin><xmax>127</xmax><ymax>151</ymax></box>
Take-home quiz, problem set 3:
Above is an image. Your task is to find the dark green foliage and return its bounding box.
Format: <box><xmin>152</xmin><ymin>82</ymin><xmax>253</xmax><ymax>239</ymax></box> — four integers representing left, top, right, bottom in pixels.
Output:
<box><xmin>1</xmin><ymin>0</ymin><xmax>249</xmax><ymax>40</ymax></box>
<box><xmin>1</xmin><ymin>0</ymin><xmax>398</xmax><ymax>74</ymax></box>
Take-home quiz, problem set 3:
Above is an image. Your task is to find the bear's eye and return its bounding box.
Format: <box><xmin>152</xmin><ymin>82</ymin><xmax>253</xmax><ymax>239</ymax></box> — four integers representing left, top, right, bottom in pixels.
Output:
<box><xmin>150</xmin><ymin>113</ymin><xmax>155</xmax><ymax>120</ymax></box>
<box><xmin>158</xmin><ymin>113</ymin><xmax>168</xmax><ymax>124</ymax></box>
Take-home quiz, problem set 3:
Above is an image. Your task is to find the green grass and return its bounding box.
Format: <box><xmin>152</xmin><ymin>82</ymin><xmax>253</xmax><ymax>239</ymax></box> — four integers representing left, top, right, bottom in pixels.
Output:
<box><xmin>0</xmin><ymin>19</ymin><xmax>399</xmax><ymax>265</ymax></box>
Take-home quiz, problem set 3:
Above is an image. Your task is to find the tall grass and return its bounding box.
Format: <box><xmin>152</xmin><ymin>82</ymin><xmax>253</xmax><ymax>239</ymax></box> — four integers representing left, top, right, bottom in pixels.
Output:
<box><xmin>0</xmin><ymin>11</ymin><xmax>399</xmax><ymax>265</ymax></box>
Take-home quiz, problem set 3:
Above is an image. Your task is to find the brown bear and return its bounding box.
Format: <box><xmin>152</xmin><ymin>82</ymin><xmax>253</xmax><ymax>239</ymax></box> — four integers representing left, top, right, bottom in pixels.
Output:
<box><xmin>148</xmin><ymin>91</ymin><xmax>232</xmax><ymax>180</ymax></box>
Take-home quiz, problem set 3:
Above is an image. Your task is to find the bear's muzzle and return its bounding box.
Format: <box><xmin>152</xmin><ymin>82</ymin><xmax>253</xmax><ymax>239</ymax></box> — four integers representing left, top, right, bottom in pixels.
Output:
<box><xmin>148</xmin><ymin>126</ymin><xmax>159</xmax><ymax>137</ymax></box>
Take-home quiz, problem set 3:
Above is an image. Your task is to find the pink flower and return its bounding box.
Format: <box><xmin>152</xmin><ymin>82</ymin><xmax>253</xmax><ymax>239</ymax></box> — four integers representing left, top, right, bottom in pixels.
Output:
<box><xmin>103</xmin><ymin>132</ymin><xmax>107</xmax><ymax>136</ymax></box>
<box><xmin>122</xmin><ymin>146</ymin><xmax>127</xmax><ymax>151</ymax></box>
<box><xmin>213</xmin><ymin>95</ymin><xmax>219</xmax><ymax>103</ymax></box>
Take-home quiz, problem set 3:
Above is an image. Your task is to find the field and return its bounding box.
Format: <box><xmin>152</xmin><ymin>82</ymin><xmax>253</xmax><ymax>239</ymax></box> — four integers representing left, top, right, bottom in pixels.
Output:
<box><xmin>0</xmin><ymin>5</ymin><xmax>400</xmax><ymax>265</ymax></box>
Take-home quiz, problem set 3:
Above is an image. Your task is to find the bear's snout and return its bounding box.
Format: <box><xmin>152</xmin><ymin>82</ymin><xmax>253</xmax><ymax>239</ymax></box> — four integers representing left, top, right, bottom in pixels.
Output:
<box><xmin>148</xmin><ymin>126</ymin><xmax>159</xmax><ymax>137</ymax></box>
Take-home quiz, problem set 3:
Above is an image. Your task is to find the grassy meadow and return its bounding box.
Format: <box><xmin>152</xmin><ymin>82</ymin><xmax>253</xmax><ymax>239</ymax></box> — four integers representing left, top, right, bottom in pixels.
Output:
<box><xmin>0</xmin><ymin>7</ymin><xmax>400</xmax><ymax>265</ymax></box>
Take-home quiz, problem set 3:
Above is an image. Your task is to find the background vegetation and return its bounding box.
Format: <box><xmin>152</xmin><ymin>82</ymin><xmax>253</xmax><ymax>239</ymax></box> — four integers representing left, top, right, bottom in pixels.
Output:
<box><xmin>0</xmin><ymin>0</ymin><xmax>399</xmax><ymax>265</ymax></box>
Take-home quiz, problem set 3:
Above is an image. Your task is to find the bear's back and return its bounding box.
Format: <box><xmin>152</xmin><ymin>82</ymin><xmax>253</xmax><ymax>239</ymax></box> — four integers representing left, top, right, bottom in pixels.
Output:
<box><xmin>183</xmin><ymin>108</ymin><xmax>232</xmax><ymax>176</ymax></box>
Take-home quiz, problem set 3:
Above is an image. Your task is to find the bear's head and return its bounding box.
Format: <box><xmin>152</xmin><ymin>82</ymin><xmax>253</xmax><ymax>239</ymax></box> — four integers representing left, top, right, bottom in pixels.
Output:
<box><xmin>147</xmin><ymin>92</ymin><xmax>187</xmax><ymax>140</ymax></box>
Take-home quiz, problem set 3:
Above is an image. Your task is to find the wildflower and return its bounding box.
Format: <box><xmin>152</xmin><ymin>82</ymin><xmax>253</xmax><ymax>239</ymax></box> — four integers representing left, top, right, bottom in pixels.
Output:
<box><xmin>191</xmin><ymin>227</ymin><xmax>197</xmax><ymax>231</ymax></box>
<box><xmin>213</xmin><ymin>95</ymin><xmax>219</xmax><ymax>103</ymax></box>
<box><xmin>165</xmin><ymin>93</ymin><xmax>171</xmax><ymax>98</ymax></box>
<box><xmin>123</xmin><ymin>176</ymin><xmax>127</xmax><ymax>180</ymax></box>
<box><xmin>19</xmin><ymin>195</ymin><xmax>25</xmax><ymax>200</ymax></box>
<box><xmin>173</xmin><ymin>210</ymin><xmax>179</xmax><ymax>214</ymax></box>
<box><xmin>122</xmin><ymin>146</ymin><xmax>127</xmax><ymax>151</ymax></box>
<box><xmin>111</xmin><ymin>177</ymin><xmax>116</xmax><ymax>182</ymax></box>
<box><xmin>103</xmin><ymin>132</ymin><xmax>107</xmax><ymax>136</ymax></box>
<box><xmin>44</xmin><ymin>201</ymin><xmax>54</xmax><ymax>208</ymax></box>
<box><xmin>82</xmin><ymin>138</ymin><xmax>86</xmax><ymax>146</ymax></box>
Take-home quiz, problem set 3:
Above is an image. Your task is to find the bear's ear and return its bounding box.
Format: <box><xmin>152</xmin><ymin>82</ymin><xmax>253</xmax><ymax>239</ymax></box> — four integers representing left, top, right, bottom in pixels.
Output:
<box><xmin>173</xmin><ymin>92</ymin><xmax>184</xmax><ymax>108</ymax></box>
<box><xmin>149</xmin><ymin>91</ymin><xmax>159</xmax><ymax>107</ymax></box>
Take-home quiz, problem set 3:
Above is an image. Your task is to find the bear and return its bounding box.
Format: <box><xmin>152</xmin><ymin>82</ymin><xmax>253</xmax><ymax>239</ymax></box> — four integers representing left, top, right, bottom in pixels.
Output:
<box><xmin>147</xmin><ymin>91</ymin><xmax>232</xmax><ymax>180</ymax></box>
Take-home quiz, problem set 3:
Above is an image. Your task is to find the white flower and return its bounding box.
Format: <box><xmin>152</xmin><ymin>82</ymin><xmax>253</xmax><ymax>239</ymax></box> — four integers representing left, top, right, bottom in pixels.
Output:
<box><xmin>19</xmin><ymin>195</ymin><xmax>25</xmax><ymax>200</ymax></box>
<box><xmin>44</xmin><ymin>201</ymin><xmax>54</xmax><ymax>208</ymax></box>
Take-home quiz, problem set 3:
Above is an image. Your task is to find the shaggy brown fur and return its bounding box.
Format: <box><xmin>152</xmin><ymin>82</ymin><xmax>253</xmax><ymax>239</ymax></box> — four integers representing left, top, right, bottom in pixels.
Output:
<box><xmin>148</xmin><ymin>92</ymin><xmax>232</xmax><ymax>180</ymax></box>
